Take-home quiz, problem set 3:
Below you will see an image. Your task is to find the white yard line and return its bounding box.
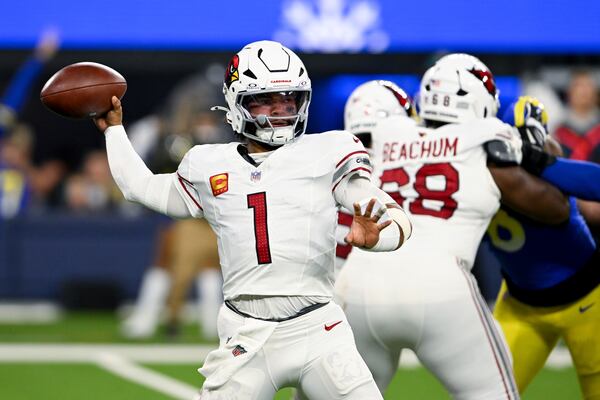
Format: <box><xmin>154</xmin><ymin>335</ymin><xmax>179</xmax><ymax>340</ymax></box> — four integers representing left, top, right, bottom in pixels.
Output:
<box><xmin>94</xmin><ymin>352</ymin><xmax>198</xmax><ymax>400</ymax></box>
<box><xmin>0</xmin><ymin>344</ymin><xmax>213</xmax><ymax>363</ymax></box>
<box><xmin>0</xmin><ymin>303</ymin><xmax>62</xmax><ymax>323</ymax></box>
<box><xmin>0</xmin><ymin>343</ymin><xmax>573</xmax><ymax>369</ymax></box>
<box><xmin>0</xmin><ymin>342</ymin><xmax>574</xmax><ymax>399</ymax></box>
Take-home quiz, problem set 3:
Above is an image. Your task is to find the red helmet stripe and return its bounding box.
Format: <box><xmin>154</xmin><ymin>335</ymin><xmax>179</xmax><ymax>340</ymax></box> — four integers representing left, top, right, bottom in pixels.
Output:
<box><xmin>468</xmin><ymin>68</ymin><xmax>497</xmax><ymax>97</ymax></box>
<box><xmin>381</xmin><ymin>82</ymin><xmax>415</xmax><ymax>116</ymax></box>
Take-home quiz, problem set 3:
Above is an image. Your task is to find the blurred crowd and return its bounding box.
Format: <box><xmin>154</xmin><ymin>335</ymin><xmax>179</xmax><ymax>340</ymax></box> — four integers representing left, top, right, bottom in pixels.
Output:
<box><xmin>0</xmin><ymin>31</ymin><xmax>238</xmax><ymax>341</ymax></box>
<box><xmin>1</xmin><ymin>33</ymin><xmax>600</xmax><ymax>220</ymax></box>
<box><xmin>0</xmin><ymin>30</ymin><xmax>234</xmax><ymax>219</ymax></box>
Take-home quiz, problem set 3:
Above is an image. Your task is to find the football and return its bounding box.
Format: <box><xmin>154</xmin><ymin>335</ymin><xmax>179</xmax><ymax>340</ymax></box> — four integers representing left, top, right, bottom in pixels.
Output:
<box><xmin>40</xmin><ymin>62</ymin><xmax>127</xmax><ymax>119</ymax></box>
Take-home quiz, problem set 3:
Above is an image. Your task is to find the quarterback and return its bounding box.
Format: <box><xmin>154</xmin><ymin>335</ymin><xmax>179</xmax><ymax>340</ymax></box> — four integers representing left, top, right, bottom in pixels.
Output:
<box><xmin>94</xmin><ymin>41</ymin><xmax>411</xmax><ymax>399</ymax></box>
<box><xmin>335</xmin><ymin>57</ymin><xmax>569</xmax><ymax>400</ymax></box>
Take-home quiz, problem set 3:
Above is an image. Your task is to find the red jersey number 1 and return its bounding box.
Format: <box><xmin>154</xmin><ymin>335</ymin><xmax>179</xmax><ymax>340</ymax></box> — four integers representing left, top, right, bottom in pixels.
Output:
<box><xmin>247</xmin><ymin>192</ymin><xmax>272</xmax><ymax>264</ymax></box>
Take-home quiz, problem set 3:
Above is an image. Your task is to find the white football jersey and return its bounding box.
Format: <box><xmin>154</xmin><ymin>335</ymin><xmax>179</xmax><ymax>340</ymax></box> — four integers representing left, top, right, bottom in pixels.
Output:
<box><xmin>174</xmin><ymin>131</ymin><xmax>371</xmax><ymax>300</ymax></box>
<box><xmin>367</xmin><ymin>116</ymin><xmax>519</xmax><ymax>269</ymax></box>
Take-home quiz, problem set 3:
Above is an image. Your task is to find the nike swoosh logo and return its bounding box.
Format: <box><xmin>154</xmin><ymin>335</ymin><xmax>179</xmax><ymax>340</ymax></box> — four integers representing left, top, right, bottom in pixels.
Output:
<box><xmin>579</xmin><ymin>303</ymin><xmax>595</xmax><ymax>313</ymax></box>
<box><xmin>324</xmin><ymin>320</ymin><xmax>343</xmax><ymax>331</ymax></box>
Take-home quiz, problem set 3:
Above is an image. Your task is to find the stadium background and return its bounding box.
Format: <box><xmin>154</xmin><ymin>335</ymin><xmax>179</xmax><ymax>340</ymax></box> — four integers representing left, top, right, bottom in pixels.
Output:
<box><xmin>0</xmin><ymin>0</ymin><xmax>598</xmax><ymax>398</ymax></box>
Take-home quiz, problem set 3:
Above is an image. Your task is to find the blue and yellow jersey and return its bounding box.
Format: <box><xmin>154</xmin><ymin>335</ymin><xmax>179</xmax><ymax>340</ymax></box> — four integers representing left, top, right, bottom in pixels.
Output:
<box><xmin>486</xmin><ymin>197</ymin><xmax>596</xmax><ymax>292</ymax></box>
<box><xmin>0</xmin><ymin>164</ymin><xmax>30</xmax><ymax>218</ymax></box>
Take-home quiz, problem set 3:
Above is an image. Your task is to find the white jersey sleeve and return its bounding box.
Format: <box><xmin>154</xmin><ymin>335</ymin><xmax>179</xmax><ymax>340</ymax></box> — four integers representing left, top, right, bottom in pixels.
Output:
<box><xmin>461</xmin><ymin>118</ymin><xmax>522</xmax><ymax>156</ymax></box>
<box><xmin>173</xmin><ymin>146</ymin><xmax>205</xmax><ymax>218</ymax></box>
<box><xmin>104</xmin><ymin>125</ymin><xmax>192</xmax><ymax>218</ymax></box>
<box><xmin>330</xmin><ymin>130</ymin><xmax>373</xmax><ymax>192</ymax></box>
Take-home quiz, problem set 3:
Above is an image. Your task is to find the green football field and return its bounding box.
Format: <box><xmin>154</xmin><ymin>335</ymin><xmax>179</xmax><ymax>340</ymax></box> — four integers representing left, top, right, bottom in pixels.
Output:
<box><xmin>0</xmin><ymin>312</ymin><xmax>582</xmax><ymax>399</ymax></box>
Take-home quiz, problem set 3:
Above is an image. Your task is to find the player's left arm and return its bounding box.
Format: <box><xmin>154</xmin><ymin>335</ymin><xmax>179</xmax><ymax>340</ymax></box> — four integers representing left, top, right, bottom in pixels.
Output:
<box><xmin>521</xmin><ymin>143</ymin><xmax>600</xmax><ymax>201</ymax></box>
<box><xmin>334</xmin><ymin>175</ymin><xmax>412</xmax><ymax>251</ymax></box>
<box><xmin>484</xmin><ymin>120</ymin><xmax>569</xmax><ymax>225</ymax></box>
<box><xmin>489</xmin><ymin>164</ymin><xmax>569</xmax><ymax>225</ymax></box>
<box><xmin>508</xmin><ymin>96</ymin><xmax>600</xmax><ymax>201</ymax></box>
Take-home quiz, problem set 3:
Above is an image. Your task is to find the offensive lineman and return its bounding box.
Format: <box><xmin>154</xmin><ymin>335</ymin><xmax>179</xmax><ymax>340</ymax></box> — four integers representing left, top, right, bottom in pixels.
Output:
<box><xmin>94</xmin><ymin>41</ymin><xmax>411</xmax><ymax>399</ymax></box>
<box><xmin>335</xmin><ymin>56</ymin><xmax>569</xmax><ymax>399</ymax></box>
<box><xmin>334</xmin><ymin>80</ymin><xmax>417</xmax><ymax>275</ymax></box>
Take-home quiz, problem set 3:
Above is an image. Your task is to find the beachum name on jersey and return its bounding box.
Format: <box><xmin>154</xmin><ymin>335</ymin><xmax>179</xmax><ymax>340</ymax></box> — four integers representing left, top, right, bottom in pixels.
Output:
<box><xmin>382</xmin><ymin>136</ymin><xmax>458</xmax><ymax>162</ymax></box>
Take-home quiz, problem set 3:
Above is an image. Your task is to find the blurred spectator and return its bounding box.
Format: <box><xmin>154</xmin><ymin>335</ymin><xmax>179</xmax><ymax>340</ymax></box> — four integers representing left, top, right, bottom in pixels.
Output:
<box><xmin>128</xmin><ymin>70</ymin><xmax>235</xmax><ymax>173</ymax></box>
<box><xmin>0</xmin><ymin>29</ymin><xmax>67</xmax><ymax>217</ymax></box>
<box><xmin>0</xmin><ymin>29</ymin><xmax>59</xmax><ymax>139</ymax></box>
<box><xmin>63</xmin><ymin>150</ymin><xmax>123</xmax><ymax>213</ymax></box>
<box><xmin>0</xmin><ymin>122</ymin><xmax>66</xmax><ymax>217</ymax></box>
<box><xmin>553</xmin><ymin>70</ymin><xmax>600</xmax><ymax>161</ymax></box>
<box><xmin>0</xmin><ymin>125</ymin><xmax>32</xmax><ymax>217</ymax></box>
<box><xmin>521</xmin><ymin>78</ymin><xmax>565</xmax><ymax>135</ymax></box>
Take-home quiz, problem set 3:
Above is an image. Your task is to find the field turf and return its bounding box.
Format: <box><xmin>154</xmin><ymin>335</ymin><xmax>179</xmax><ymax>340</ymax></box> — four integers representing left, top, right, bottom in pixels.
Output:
<box><xmin>0</xmin><ymin>312</ymin><xmax>581</xmax><ymax>399</ymax></box>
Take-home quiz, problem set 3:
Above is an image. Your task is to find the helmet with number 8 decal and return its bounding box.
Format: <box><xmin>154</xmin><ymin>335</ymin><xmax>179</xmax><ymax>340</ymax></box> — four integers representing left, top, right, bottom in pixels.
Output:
<box><xmin>344</xmin><ymin>80</ymin><xmax>416</xmax><ymax>136</ymax></box>
<box><xmin>216</xmin><ymin>40</ymin><xmax>312</xmax><ymax>146</ymax></box>
<box><xmin>419</xmin><ymin>53</ymin><xmax>500</xmax><ymax>124</ymax></box>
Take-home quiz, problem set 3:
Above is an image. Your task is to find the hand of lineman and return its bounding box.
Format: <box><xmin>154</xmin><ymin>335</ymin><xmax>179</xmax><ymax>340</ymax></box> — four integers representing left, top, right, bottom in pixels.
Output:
<box><xmin>345</xmin><ymin>198</ymin><xmax>392</xmax><ymax>249</ymax></box>
<box><xmin>94</xmin><ymin>96</ymin><xmax>123</xmax><ymax>133</ymax></box>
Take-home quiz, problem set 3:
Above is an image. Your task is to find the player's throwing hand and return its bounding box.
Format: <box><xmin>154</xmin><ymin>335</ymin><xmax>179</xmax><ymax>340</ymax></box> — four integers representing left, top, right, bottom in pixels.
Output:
<box><xmin>345</xmin><ymin>198</ymin><xmax>392</xmax><ymax>249</ymax></box>
<box><xmin>94</xmin><ymin>96</ymin><xmax>123</xmax><ymax>133</ymax></box>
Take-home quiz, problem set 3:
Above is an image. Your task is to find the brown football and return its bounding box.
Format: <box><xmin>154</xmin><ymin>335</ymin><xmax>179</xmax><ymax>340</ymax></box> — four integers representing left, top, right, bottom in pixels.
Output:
<box><xmin>40</xmin><ymin>62</ymin><xmax>127</xmax><ymax>119</ymax></box>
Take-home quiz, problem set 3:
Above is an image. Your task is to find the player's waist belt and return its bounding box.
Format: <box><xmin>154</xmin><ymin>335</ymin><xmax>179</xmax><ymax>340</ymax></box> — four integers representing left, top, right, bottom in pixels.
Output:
<box><xmin>503</xmin><ymin>250</ymin><xmax>600</xmax><ymax>307</ymax></box>
<box><xmin>224</xmin><ymin>300</ymin><xmax>329</xmax><ymax>322</ymax></box>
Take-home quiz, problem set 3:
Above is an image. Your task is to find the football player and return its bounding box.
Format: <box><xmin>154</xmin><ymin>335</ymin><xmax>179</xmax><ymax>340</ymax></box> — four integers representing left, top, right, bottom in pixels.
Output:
<box><xmin>334</xmin><ymin>80</ymin><xmax>417</xmax><ymax>275</ymax></box>
<box><xmin>489</xmin><ymin>96</ymin><xmax>600</xmax><ymax>398</ymax></box>
<box><xmin>334</xmin><ymin>56</ymin><xmax>570</xmax><ymax>399</ymax></box>
<box><xmin>94</xmin><ymin>40</ymin><xmax>412</xmax><ymax>399</ymax></box>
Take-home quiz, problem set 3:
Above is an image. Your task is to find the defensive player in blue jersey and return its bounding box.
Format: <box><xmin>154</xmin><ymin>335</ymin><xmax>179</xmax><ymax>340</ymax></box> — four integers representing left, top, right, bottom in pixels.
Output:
<box><xmin>487</xmin><ymin>96</ymin><xmax>600</xmax><ymax>399</ymax></box>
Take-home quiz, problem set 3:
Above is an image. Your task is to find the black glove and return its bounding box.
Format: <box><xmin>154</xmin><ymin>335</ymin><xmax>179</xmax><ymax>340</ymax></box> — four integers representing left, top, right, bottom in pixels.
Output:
<box><xmin>520</xmin><ymin>142</ymin><xmax>556</xmax><ymax>176</ymax></box>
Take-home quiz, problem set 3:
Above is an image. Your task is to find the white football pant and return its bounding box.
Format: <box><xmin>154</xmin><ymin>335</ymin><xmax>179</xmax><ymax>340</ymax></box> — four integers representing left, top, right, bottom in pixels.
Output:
<box><xmin>335</xmin><ymin>259</ymin><xmax>519</xmax><ymax>400</ymax></box>
<box><xmin>197</xmin><ymin>302</ymin><xmax>382</xmax><ymax>400</ymax></box>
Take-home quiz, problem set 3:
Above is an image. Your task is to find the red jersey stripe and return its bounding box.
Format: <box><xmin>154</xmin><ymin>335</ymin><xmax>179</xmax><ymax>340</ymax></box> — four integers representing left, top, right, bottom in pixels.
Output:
<box><xmin>335</xmin><ymin>150</ymin><xmax>369</xmax><ymax>168</ymax></box>
<box><xmin>332</xmin><ymin>167</ymin><xmax>371</xmax><ymax>192</ymax></box>
<box><xmin>177</xmin><ymin>174</ymin><xmax>203</xmax><ymax>210</ymax></box>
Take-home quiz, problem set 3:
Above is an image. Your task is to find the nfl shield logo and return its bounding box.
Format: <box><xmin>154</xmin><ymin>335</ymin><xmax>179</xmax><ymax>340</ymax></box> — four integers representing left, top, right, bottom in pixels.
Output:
<box><xmin>232</xmin><ymin>345</ymin><xmax>247</xmax><ymax>357</ymax></box>
<box><xmin>251</xmin><ymin>170</ymin><xmax>262</xmax><ymax>182</ymax></box>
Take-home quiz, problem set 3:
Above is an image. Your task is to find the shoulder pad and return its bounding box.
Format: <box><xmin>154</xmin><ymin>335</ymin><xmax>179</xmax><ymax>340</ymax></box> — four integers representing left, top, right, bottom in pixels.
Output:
<box><xmin>484</xmin><ymin>140</ymin><xmax>521</xmax><ymax>165</ymax></box>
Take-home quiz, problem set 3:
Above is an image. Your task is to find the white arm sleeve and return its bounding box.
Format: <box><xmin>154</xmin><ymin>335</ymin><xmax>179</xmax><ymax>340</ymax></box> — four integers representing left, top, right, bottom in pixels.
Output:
<box><xmin>334</xmin><ymin>175</ymin><xmax>412</xmax><ymax>250</ymax></box>
<box><xmin>104</xmin><ymin>125</ymin><xmax>192</xmax><ymax>219</ymax></box>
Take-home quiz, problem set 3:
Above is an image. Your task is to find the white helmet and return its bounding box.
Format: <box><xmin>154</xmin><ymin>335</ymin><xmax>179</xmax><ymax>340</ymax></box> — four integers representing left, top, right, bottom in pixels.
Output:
<box><xmin>419</xmin><ymin>53</ymin><xmax>499</xmax><ymax>124</ymax></box>
<box><xmin>218</xmin><ymin>40</ymin><xmax>311</xmax><ymax>146</ymax></box>
<box><xmin>344</xmin><ymin>80</ymin><xmax>416</xmax><ymax>137</ymax></box>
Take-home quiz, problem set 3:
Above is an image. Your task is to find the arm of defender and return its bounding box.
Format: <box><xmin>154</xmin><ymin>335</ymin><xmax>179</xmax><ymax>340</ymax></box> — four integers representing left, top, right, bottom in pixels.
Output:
<box><xmin>519</xmin><ymin>137</ymin><xmax>600</xmax><ymax>201</ymax></box>
<box><xmin>334</xmin><ymin>175</ymin><xmax>411</xmax><ymax>250</ymax></box>
<box><xmin>488</xmin><ymin>164</ymin><xmax>569</xmax><ymax>225</ymax></box>
<box><xmin>540</xmin><ymin>158</ymin><xmax>600</xmax><ymax>201</ymax></box>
